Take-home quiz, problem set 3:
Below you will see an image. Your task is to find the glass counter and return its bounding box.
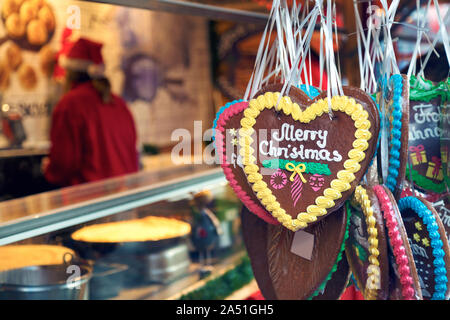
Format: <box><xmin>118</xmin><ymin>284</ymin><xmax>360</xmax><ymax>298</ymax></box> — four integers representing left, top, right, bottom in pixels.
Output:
<box><xmin>0</xmin><ymin>162</ymin><xmax>257</xmax><ymax>300</ymax></box>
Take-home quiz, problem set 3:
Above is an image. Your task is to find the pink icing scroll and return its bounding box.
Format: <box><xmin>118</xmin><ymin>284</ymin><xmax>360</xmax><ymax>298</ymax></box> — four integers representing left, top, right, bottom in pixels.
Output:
<box><xmin>215</xmin><ymin>101</ymin><xmax>279</xmax><ymax>225</ymax></box>
<box><xmin>372</xmin><ymin>185</ymin><xmax>416</xmax><ymax>300</ymax></box>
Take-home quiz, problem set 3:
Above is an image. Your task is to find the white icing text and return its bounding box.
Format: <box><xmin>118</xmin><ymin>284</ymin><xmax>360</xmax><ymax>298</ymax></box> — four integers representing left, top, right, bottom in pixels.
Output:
<box><xmin>259</xmin><ymin>124</ymin><xmax>343</xmax><ymax>162</ymax></box>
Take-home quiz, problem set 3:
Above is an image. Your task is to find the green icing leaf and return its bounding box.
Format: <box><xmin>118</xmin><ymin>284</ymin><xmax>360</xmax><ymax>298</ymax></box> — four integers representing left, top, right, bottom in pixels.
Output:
<box><xmin>262</xmin><ymin>158</ymin><xmax>331</xmax><ymax>175</ymax></box>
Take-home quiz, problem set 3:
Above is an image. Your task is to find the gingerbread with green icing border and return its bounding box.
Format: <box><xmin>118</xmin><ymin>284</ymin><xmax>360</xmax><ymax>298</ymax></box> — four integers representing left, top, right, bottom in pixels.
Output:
<box><xmin>406</xmin><ymin>75</ymin><xmax>449</xmax><ymax>194</ymax></box>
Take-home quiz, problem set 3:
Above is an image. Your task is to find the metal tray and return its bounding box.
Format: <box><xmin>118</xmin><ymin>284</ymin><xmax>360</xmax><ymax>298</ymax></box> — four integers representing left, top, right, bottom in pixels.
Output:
<box><xmin>63</xmin><ymin>235</ymin><xmax>189</xmax><ymax>260</ymax></box>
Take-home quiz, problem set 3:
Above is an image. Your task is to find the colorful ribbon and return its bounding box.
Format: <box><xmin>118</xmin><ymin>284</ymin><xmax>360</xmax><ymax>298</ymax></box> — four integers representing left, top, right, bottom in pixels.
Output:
<box><xmin>286</xmin><ymin>162</ymin><xmax>307</xmax><ymax>183</ymax></box>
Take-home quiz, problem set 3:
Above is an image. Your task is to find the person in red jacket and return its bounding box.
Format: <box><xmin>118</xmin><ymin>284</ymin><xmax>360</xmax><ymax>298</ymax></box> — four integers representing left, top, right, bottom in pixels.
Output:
<box><xmin>44</xmin><ymin>37</ymin><xmax>139</xmax><ymax>187</ymax></box>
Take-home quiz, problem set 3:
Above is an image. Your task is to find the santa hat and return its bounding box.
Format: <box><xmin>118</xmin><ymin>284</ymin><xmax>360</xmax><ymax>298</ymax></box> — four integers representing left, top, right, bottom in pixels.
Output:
<box><xmin>59</xmin><ymin>37</ymin><xmax>105</xmax><ymax>78</ymax></box>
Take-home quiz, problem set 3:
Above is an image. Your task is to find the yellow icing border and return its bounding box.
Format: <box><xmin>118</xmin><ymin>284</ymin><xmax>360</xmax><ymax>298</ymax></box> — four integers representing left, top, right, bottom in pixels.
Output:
<box><xmin>353</xmin><ymin>185</ymin><xmax>381</xmax><ymax>300</ymax></box>
<box><xmin>239</xmin><ymin>92</ymin><xmax>372</xmax><ymax>231</ymax></box>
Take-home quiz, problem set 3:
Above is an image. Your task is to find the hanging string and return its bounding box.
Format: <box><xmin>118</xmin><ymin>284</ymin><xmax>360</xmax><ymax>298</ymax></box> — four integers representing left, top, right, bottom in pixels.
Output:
<box><xmin>244</xmin><ymin>0</ymin><xmax>280</xmax><ymax>100</ymax></box>
<box><xmin>416</xmin><ymin>4</ymin><xmax>450</xmax><ymax>79</ymax></box>
<box><xmin>376</xmin><ymin>0</ymin><xmax>400</xmax><ymax>185</ymax></box>
<box><xmin>315</xmin><ymin>0</ymin><xmax>343</xmax><ymax>118</ymax></box>
<box><xmin>278</xmin><ymin>2</ymin><xmax>320</xmax><ymax>107</ymax></box>
<box><xmin>406</xmin><ymin>0</ymin><xmax>431</xmax><ymax>80</ymax></box>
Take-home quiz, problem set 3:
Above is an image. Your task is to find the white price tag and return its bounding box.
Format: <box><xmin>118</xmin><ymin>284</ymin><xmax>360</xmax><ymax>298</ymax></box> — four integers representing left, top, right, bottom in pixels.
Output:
<box><xmin>290</xmin><ymin>230</ymin><xmax>314</xmax><ymax>260</ymax></box>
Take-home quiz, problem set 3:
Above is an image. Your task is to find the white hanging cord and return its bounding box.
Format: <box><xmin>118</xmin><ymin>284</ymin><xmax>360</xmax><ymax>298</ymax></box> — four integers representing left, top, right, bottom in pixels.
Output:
<box><xmin>433</xmin><ymin>0</ymin><xmax>450</xmax><ymax>68</ymax></box>
<box><xmin>278</xmin><ymin>3</ymin><xmax>321</xmax><ymax>105</ymax></box>
<box><xmin>406</xmin><ymin>0</ymin><xmax>431</xmax><ymax>79</ymax></box>
<box><xmin>417</xmin><ymin>4</ymin><xmax>450</xmax><ymax>79</ymax></box>
<box><xmin>244</xmin><ymin>0</ymin><xmax>280</xmax><ymax>100</ymax></box>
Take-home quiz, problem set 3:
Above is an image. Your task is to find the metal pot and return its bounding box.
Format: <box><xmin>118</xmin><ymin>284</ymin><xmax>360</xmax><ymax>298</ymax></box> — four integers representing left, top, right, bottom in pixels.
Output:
<box><xmin>89</xmin><ymin>262</ymin><xmax>128</xmax><ymax>300</ymax></box>
<box><xmin>0</xmin><ymin>263</ymin><xmax>92</xmax><ymax>300</ymax></box>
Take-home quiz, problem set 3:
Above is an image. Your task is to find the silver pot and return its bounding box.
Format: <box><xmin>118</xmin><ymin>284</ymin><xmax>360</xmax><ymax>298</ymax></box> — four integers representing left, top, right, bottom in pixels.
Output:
<box><xmin>89</xmin><ymin>262</ymin><xmax>128</xmax><ymax>300</ymax></box>
<box><xmin>0</xmin><ymin>263</ymin><xmax>92</xmax><ymax>300</ymax></box>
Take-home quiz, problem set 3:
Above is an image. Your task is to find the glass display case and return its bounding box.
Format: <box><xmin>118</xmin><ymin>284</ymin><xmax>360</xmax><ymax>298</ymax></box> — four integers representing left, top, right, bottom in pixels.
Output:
<box><xmin>0</xmin><ymin>164</ymin><xmax>257</xmax><ymax>300</ymax></box>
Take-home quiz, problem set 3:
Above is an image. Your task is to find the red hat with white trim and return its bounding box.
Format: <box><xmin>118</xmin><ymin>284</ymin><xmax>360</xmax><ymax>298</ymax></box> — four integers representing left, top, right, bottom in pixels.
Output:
<box><xmin>60</xmin><ymin>37</ymin><xmax>105</xmax><ymax>78</ymax></box>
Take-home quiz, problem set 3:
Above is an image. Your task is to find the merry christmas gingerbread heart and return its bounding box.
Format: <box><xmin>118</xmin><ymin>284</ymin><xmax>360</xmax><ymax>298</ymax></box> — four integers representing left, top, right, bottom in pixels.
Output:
<box><xmin>214</xmin><ymin>85</ymin><xmax>312</xmax><ymax>225</ymax></box>
<box><xmin>239</xmin><ymin>86</ymin><xmax>380</xmax><ymax>231</ymax></box>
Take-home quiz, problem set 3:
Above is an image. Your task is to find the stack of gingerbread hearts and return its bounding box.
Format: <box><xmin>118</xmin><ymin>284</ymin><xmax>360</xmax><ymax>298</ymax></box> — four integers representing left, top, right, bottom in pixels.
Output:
<box><xmin>212</xmin><ymin>0</ymin><xmax>382</xmax><ymax>300</ymax></box>
<box><xmin>212</xmin><ymin>0</ymin><xmax>450</xmax><ymax>300</ymax></box>
<box><xmin>214</xmin><ymin>82</ymin><xmax>381</xmax><ymax>299</ymax></box>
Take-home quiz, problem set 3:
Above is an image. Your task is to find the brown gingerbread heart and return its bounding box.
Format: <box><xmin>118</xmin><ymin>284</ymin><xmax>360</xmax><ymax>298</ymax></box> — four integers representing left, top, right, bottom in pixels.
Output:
<box><xmin>372</xmin><ymin>184</ymin><xmax>422</xmax><ymax>300</ymax></box>
<box><xmin>239</xmin><ymin>85</ymin><xmax>380</xmax><ymax>231</ymax></box>
<box><xmin>241</xmin><ymin>203</ymin><xmax>348</xmax><ymax>300</ymax></box>
<box><xmin>432</xmin><ymin>194</ymin><xmax>450</xmax><ymax>244</ymax></box>
<box><xmin>384</xmin><ymin>74</ymin><xmax>410</xmax><ymax>199</ymax></box>
<box><xmin>310</xmin><ymin>253</ymin><xmax>351</xmax><ymax>300</ymax></box>
<box><xmin>398</xmin><ymin>195</ymin><xmax>450</xmax><ymax>300</ymax></box>
<box><xmin>345</xmin><ymin>185</ymin><xmax>390</xmax><ymax>300</ymax></box>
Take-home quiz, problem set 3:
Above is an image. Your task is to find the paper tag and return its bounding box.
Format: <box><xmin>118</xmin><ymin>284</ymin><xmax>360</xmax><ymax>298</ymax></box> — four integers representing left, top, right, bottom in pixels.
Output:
<box><xmin>290</xmin><ymin>230</ymin><xmax>315</xmax><ymax>260</ymax></box>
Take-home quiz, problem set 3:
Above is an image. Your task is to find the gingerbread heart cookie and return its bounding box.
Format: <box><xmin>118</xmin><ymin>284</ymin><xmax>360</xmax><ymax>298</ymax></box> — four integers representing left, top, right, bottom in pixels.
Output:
<box><xmin>311</xmin><ymin>253</ymin><xmax>351</xmax><ymax>300</ymax></box>
<box><xmin>384</xmin><ymin>74</ymin><xmax>410</xmax><ymax>199</ymax></box>
<box><xmin>345</xmin><ymin>186</ymin><xmax>390</xmax><ymax>300</ymax></box>
<box><xmin>372</xmin><ymin>185</ymin><xmax>422</xmax><ymax>300</ymax></box>
<box><xmin>241</xmin><ymin>204</ymin><xmax>348</xmax><ymax>300</ymax></box>
<box><xmin>432</xmin><ymin>193</ymin><xmax>450</xmax><ymax>245</ymax></box>
<box><xmin>407</xmin><ymin>75</ymin><xmax>448</xmax><ymax>194</ymax></box>
<box><xmin>239</xmin><ymin>86</ymin><xmax>380</xmax><ymax>231</ymax></box>
<box><xmin>398</xmin><ymin>196</ymin><xmax>450</xmax><ymax>300</ymax></box>
<box><xmin>215</xmin><ymin>100</ymin><xmax>279</xmax><ymax>225</ymax></box>
<box><xmin>214</xmin><ymin>86</ymin><xmax>311</xmax><ymax>225</ymax></box>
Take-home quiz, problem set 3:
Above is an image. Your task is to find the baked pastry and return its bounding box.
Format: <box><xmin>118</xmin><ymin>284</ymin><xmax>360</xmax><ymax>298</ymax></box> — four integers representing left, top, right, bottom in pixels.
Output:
<box><xmin>26</xmin><ymin>18</ymin><xmax>47</xmax><ymax>45</ymax></box>
<box><xmin>71</xmin><ymin>216</ymin><xmax>191</xmax><ymax>243</ymax></box>
<box><xmin>0</xmin><ymin>245</ymin><xmax>75</xmax><ymax>272</ymax></box>
<box><xmin>17</xmin><ymin>63</ymin><xmax>37</xmax><ymax>90</ymax></box>
<box><xmin>37</xmin><ymin>4</ymin><xmax>54</xmax><ymax>31</ymax></box>
<box><xmin>2</xmin><ymin>0</ymin><xmax>20</xmax><ymax>18</ymax></box>
<box><xmin>5</xmin><ymin>13</ymin><xmax>26</xmax><ymax>38</ymax></box>
<box><xmin>0</xmin><ymin>61</ymin><xmax>11</xmax><ymax>91</ymax></box>
<box><xmin>19</xmin><ymin>1</ymin><xmax>38</xmax><ymax>25</ymax></box>
<box><xmin>39</xmin><ymin>44</ymin><xmax>55</xmax><ymax>77</ymax></box>
<box><xmin>14</xmin><ymin>0</ymin><xmax>27</xmax><ymax>6</ymax></box>
<box><xmin>30</xmin><ymin>0</ymin><xmax>45</xmax><ymax>9</ymax></box>
<box><xmin>6</xmin><ymin>42</ymin><xmax>23</xmax><ymax>71</ymax></box>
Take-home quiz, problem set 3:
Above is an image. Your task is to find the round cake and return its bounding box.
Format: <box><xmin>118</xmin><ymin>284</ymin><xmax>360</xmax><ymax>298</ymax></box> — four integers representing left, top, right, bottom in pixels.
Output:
<box><xmin>0</xmin><ymin>245</ymin><xmax>75</xmax><ymax>272</ymax></box>
<box><xmin>71</xmin><ymin>216</ymin><xmax>191</xmax><ymax>243</ymax></box>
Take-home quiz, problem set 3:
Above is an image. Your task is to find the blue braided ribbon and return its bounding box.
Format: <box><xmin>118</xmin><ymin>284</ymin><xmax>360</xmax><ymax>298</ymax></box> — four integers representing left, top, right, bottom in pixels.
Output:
<box><xmin>398</xmin><ymin>196</ymin><xmax>448</xmax><ymax>300</ymax></box>
<box><xmin>298</xmin><ymin>84</ymin><xmax>321</xmax><ymax>99</ymax></box>
<box><xmin>385</xmin><ymin>74</ymin><xmax>404</xmax><ymax>193</ymax></box>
